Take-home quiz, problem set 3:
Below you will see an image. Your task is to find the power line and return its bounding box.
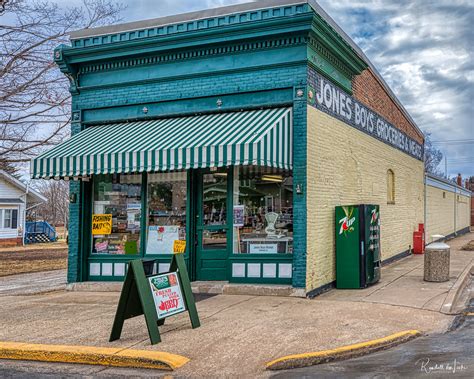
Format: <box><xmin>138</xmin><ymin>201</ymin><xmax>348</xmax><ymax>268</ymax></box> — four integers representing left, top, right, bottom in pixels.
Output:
<box><xmin>431</xmin><ymin>141</ymin><xmax>474</xmax><ymax>145</ymax></box>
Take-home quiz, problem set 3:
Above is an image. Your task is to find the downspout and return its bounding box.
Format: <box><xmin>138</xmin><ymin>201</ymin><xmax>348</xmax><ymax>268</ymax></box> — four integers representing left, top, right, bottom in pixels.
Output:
<box><xmin>424</xmin><ymin>173</ymin><xmax>427</xmax><ymax>240</ymax></box>
<box><xmin>454</xmin><ymin>186</ymin><xmax>457</xmax><ymax>236</ymax></box>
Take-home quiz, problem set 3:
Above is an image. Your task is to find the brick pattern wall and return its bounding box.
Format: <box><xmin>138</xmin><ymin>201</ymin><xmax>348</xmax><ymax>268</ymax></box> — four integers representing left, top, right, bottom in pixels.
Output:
<box><xmin>0</xmin><ymin>237</ymin><xmax>22</xmax><ymax>247</ymax></box>
<box><xmin>352</xmin><ymin>70</ymin><xmax>423</xmax><ymax>145</ymax></box>
<box><xmin>75</xmin><ymin>66</ymin><xmax>306</xmax><ymax>110</ymax></box>
<box><xmin>425</xmin><ymin>185</ymin><xmax>471</xmax><ymax>240</ymax></box>
<box><xmin>69</xmin><ymin>64</ymin><xmax>309</xmax><ymax>286</ymax></box>
<box><xmin>306</xmin><ymin>107</ymin><xmax>424</xmax><ymax>291</ymax></box>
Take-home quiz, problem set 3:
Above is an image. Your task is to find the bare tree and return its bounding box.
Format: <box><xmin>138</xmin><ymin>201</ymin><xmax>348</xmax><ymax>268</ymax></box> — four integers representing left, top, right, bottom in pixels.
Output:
<box><xmin>424</xmin><ymin>133</ymin><xmax>444</xmax><ymax>177</ymax></box>
<box><xmin>0</xmin><ymin>0</ymin><xmax>124</xmax><ymax>167</ymax></box>
<box><xmin>34</xmin><ymin>179</ymin><xmax>69</xmax><ymax>229</ymax></box>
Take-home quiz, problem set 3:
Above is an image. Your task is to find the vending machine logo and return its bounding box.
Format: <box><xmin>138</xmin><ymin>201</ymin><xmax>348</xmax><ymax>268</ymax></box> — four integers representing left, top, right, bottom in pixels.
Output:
<box><xmin>371</xmin><ymin>208</ymin><xmax>379</xmax><ymax>224</ymax></box>
<box><xmin>339</xmin><ymin>206</ymin><xmax>356</xmax><ymax>235</ymax></box>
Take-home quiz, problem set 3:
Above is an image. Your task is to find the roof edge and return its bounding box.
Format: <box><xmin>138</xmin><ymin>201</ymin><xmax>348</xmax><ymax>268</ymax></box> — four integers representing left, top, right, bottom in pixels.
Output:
<box><xmin>0</xmin><ymin>170</ymin><xmax>47</xmax><ymax>203</ymax></box>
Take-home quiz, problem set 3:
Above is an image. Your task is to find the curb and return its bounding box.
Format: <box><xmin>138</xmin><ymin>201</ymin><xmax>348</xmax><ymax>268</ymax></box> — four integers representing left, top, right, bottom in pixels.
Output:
<box><xmin>266</xmin><ymin>330</ymin><xmax>421</xmax><ymax>370</ymax></box>
<box><xmin>0</xmin><ymin>341</ymin><xmax>189</xmax><ymax>371</ymax></box>
<box><xmin>441</xmin><ymin>262</ymin><xmax>473</xmax><ymax>315</ymax></box>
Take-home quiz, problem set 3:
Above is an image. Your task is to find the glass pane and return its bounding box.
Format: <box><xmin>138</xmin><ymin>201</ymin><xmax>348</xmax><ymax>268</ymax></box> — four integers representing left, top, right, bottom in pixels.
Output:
<box><xmin>146</xmin><ymin>171</ymin><xmax>187</xmax><ymax>255</ymax></box>
<box><xmin>233</xmin><ymin>166</ymin><xmax>293</xmax><ymax>254</ymax></box>
<box><xmin>92</xmin><ymin>174</ymin><xmax>142</xmax><ymax>255</ymax></box>
<box><xmin>202</xmin><ymin>170</ymin><xmax>227</xmax><ymax>226</ymax></box>
<box><xmin>202</xmin><ymin>228</ymin><xmax>227</xmax><ymax>250</ymax></box>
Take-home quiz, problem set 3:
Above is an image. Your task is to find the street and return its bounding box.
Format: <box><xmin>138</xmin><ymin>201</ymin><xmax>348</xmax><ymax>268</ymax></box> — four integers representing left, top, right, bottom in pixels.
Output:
<box><xmin>0</xmin><ymin>299</ymin><xmax>472</xmax><ymax>378</ymax></box>
<box><xmin>272</xmin><ymin>299</ymin><xmax>474</xmax><ymax>379</ymax></box>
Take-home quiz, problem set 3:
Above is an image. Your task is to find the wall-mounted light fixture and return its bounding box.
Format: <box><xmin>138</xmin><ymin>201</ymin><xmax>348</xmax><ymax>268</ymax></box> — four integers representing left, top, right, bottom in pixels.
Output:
<box><xmin>296</xmin><ymin>183</ymin><xmax>303</xmax><ymax>194</ymax></box>
<box><xmin>69</xmin><ymin>193</ymin><xmax>77</xmax><ymax>204</ymax></box>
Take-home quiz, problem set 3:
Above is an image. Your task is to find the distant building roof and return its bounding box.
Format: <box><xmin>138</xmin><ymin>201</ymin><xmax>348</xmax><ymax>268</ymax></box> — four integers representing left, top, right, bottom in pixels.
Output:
<box><xmin>0</xmin><ymin>170</ymin><xmax>47</xmax><ymax>203</ymax></box>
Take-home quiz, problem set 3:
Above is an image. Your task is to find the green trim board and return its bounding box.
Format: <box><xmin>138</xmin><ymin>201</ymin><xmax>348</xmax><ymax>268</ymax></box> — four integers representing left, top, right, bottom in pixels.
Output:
<box><xmin>31</xmin><ymin>108</ymin><xmax>293</xmax><ymax>179</ymax></box>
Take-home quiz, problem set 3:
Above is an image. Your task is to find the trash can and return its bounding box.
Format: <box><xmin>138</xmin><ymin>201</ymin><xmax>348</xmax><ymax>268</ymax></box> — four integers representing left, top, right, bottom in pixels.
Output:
<box><xmin>423</xmin><ymin>242</ymin><xmax>450</xmax><ymax>282</ymax></box>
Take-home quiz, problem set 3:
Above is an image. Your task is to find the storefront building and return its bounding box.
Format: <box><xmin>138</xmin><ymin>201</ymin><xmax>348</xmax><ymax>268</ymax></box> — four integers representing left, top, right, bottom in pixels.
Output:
<box><xmin>31</xmin><ymin>0</ymin><xmax>425</xmax><ymax>295</ymax></box>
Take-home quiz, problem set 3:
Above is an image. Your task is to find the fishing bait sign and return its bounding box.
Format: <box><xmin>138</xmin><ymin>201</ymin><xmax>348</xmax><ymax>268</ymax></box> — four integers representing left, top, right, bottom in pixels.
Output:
<box><xmin>307</xmin><ymin>70</ymin><xmax>424</xmax><ymax>161</ymax></box>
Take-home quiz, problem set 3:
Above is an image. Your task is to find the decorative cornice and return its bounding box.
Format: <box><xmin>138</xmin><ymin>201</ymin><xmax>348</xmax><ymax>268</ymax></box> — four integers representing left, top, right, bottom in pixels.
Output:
<box><xmin>308</xmin><ymin>37</ymin><xmax>353</xmax><ymax>79</ymax></box>
<box><xmin>79</xmin><ymin>36</ymin><xmax>308</xmax><ymax>74</ymax></box>
<box><xmin>70</xmin><ymin>3</ymin><xmax>312</xmax><ymax>49</ymax></box>
<box><xmin>310</xmin><ymin>13</ymin><xmax>367</xmax><ymax>75</ymax></box>
<box><xmin>54</xmin><ymin>45</ymin><xmax>79</xmax><ymax>94</ymax></box>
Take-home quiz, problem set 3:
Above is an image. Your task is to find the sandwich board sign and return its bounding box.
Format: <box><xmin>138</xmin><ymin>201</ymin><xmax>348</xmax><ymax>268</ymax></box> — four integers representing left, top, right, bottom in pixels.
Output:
<box><xmin>109</xmin><ymin>242</ymin><xmax>200</xmax><ymax>345</ymax></box>
<box><xmin>149</xmin><ymin>272</ymin><xmax>186</xmax><ymax>319</ymax></box>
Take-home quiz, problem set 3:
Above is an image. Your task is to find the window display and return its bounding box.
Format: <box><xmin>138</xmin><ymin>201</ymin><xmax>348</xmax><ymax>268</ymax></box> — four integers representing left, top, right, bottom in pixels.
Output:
<box><xmin>92</xmin><ymin>174</ymin><xmax>142</xmax><ymax>255</ymax></box>
<box><xmin>202</xmin><ymin>171</ymin><xmax>227</xmax><ymax>226</ymax></box>
<box><xmin>233</xmin><ymin>167</ymin><xmax>293</xmax><ymax>254</ymax></box>
<box><xmin>146</xmin><ymin>172</ymin><xmax>187</xmax><ymax>254</ymax></box>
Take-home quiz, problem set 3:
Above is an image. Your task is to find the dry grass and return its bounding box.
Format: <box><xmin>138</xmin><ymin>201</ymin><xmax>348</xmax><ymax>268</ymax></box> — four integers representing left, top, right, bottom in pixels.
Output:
<box><xmin>0</xmin><ymin>249</ymin><xmax>67</xmax><ymax>277</ymax></box>
<box><xmin>461</xmin><ymin>240</ymin><xmax>474</xmax><ymax>251</ymax></box>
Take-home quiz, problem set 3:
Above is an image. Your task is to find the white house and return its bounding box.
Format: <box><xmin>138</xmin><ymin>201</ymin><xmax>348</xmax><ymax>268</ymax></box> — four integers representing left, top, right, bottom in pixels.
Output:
<box><xmin>0</xmin><ymin>170</ymin><xmax>47</xmax><ymax>247</ymax></box>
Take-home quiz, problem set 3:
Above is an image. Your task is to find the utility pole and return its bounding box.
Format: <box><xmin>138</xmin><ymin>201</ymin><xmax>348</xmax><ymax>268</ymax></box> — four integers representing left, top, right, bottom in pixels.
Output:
<box><xmin>444</xmin><ymin>155</ymin><xmax>447</xmax><ymax>178</ymax></box>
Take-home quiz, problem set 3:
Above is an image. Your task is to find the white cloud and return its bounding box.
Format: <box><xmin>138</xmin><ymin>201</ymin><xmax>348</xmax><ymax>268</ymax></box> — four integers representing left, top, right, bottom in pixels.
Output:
<box><xmin>318</xmin><ymin>0</ymin><xmax>473</xmax><ymax>177</ymax></box>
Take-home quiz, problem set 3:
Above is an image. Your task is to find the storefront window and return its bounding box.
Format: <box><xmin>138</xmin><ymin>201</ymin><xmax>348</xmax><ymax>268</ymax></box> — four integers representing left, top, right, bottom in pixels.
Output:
<box><xmin>92</xmin><ymin>174</ymin><xmax>142</xmax><ymax>255</ymax></box>
<box><xmin>146</xmin><ymin>171</ymin><xmax>187</xmax><ymax>254</ymax></box>
<box><xmin>233</xmin><ymin>167</ymin><xmax>293</xmax><ymax>254</ymax></box>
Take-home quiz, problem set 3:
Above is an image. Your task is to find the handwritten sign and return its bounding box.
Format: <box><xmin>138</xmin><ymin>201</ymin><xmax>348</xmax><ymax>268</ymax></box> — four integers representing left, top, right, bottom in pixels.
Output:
<box><xmin>173</xmin><ymin>240</ymin><xmax>186</xmax><ymax>254</ymax></box>
<box><xmin>148</xmin><ymin>272</ymin><xmax>186</xmax><ymax>319</ymax></box>
<box><xmin>92</xmin><ymin>214</ymin><xmax>112</xmax><ymax>235</ymax></box>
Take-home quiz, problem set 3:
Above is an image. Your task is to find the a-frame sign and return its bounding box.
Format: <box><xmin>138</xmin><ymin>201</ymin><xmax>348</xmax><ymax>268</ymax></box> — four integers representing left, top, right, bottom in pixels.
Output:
<box><xmin>109</xmin><ymin>252</ymin><xmax>200</xmax><ymax>345</ymax></box>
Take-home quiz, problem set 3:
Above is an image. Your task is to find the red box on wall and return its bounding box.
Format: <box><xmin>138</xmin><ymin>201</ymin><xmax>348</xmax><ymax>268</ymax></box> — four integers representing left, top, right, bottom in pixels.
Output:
<box><xmin>413</xmin><ymin>223</ymin><xmax>425</xmax><ymax>254</ymax></box>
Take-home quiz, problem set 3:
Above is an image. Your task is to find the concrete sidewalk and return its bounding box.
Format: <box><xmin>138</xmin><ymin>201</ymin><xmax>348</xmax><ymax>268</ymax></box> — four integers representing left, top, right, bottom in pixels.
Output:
<box><xmin>321</xmin><ymin>232</ymin><xmax>474</xmax><ymax>314</ymax></box>
<box><xmin>0</xmin><ymin>232</ymin><xmax>472</xmax><ymax>377</ymax></box>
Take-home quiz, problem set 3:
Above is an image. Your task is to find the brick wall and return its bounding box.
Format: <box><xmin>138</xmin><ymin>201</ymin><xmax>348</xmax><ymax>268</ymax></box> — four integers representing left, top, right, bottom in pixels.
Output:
<box><xmin>352</xmin><ymin>70</ymin><xmax>423</xmax><ymax>145</ymax></box>
<box><xmin>306</xmin><ymin>107</ymin><xmax>424</xmax><ymax>292</ymax></box>
<box><xmin>69</xmin><ymin>63</ymin><xmax>309</xmax><ymax>285</ymax></box>
<box><xmin>0</xmin><ymin>237</ymin><xmax>22</xmax><ymax>247</ymax></box>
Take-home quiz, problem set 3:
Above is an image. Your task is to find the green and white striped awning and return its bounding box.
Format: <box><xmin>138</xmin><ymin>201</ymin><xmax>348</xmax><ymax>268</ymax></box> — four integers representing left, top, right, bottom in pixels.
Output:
<box><xmin>31</xmin><ymin>107</ymin><xmax>292</xmax><ymax>179</ymax></box>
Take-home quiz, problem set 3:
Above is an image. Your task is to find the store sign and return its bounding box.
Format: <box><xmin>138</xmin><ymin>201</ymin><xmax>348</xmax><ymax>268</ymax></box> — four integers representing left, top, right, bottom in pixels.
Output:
<box><xmin>110</xmin><ymin>254</ymin><xmax>200</xmax><ymax>345</ymax></box>
<box><xmin>249</xmin><ymin>243</ymin><xmax>278</xmax><ymax>254</ymax></box>
<box><xmin>338</xmin><ymin>206</ymin><xmax>355</xmax><ymax>236</ymax></box>
<box><xmin>149</xmin><ymin>272</ymin><xmax>186</xmax><ymax>319</ymax></box>
<box><xmin>308</xmin><ymin>71</ymin><xmax>424</xmax><ymax>161</ymax></box>
<box><xmin>92</xmin><ymin>214</ymin><xmax>112</xmax><ymax>235</ymax></box>
<box><xmin>173</xmin><ymin>240</ymin><xmax>186</xmax><ymax>254</ymax></box>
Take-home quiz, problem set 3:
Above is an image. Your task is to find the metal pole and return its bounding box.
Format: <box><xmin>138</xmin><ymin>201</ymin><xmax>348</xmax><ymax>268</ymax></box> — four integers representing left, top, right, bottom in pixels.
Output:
<box><xmin>445</xmin><ymin>155</ymin><xmax>447</xmax><ymax>178</ymax></box>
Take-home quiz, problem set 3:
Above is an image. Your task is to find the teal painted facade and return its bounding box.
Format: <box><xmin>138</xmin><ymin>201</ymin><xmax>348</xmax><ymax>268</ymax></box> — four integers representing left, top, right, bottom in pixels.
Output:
<box><xmin>57</xmin><ymin>1</ymin><xmax>367</xmax><ymax>290</ymax></box>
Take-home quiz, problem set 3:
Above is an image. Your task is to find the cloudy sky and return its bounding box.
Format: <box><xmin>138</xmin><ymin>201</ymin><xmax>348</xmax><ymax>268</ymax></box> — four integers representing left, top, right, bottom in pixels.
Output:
<box><xmin>61</xmin><ymin>0</ymin><xmax>473</xmax><ymax>177</ymax></box>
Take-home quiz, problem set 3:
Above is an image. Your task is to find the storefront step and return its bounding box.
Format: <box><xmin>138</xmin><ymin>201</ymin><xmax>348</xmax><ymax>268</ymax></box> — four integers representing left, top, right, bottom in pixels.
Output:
<box><xmin>66</xmin><ymin>281</ymin><xmax>306</xmax><ymax>298</ymax></box>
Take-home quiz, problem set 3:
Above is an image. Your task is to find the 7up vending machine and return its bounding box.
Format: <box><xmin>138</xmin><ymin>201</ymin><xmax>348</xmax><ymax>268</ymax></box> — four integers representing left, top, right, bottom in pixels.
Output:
<box><xmin>335</xmin><ymin>205</ymin><xmax>381</xmax><ymax>289</ymax></box>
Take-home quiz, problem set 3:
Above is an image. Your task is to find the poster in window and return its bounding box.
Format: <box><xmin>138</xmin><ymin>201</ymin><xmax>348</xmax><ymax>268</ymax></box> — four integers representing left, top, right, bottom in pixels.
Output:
<box><xmin>146</xmin><ymin>225</ymin><xmax>180</xmax><ymax>254</ymax></box>
<box><xmin>233</xmin><ymin>205</ymin><xmax>245</xmax><ymax>227</ymax></box>
<box><xmin>92</xmin><ymin>214</ymin><xmax>112</xmax><ymax>235</ymax></box>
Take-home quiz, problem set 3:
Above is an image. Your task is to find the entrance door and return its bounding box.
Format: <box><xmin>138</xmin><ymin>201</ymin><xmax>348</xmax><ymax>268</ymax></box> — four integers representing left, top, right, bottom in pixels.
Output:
<box><xmin>195</xmin><ymin>168</ymin><xmax>231</xmax><ymax>280</ymax></box>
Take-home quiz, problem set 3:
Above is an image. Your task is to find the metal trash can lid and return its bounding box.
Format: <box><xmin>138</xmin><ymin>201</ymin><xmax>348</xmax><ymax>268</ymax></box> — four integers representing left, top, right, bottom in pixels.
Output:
<box><xmin>426</xmin><ymin>242</ymin><xmax>449</xmax><ymax>250</ymax></box>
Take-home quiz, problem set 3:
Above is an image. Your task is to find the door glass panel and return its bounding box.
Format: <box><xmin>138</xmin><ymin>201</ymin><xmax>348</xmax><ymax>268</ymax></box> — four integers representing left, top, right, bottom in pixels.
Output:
<box><xmin>202</xmin><ymin>171</ymin><xmax>227</xmax><ymax>226</ymax></box>
<box><xmin>202</xmin><ymin>228</ymin><xmax>227</xmax><ymax>250</ymax></box>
